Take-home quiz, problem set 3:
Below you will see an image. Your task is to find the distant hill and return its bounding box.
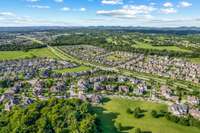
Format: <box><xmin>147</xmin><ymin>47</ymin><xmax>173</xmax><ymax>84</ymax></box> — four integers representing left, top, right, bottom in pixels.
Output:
<box><xmin>1</xmin><ymin>26</ymin><xmax>200</xmax><ymax>34</ymax></box>
<box><xmin>0</xmin><ymin>26</ymin><xmax>69</xmax><ymax>32</ymax></box>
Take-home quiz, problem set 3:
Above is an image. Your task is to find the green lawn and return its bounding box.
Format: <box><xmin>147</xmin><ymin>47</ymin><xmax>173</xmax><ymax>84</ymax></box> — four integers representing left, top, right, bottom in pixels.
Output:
<box><xmin>133</xmin><ymin>43</ymin><xmax>192</xmax><ymax>53</ymax></box>
<box><xmin>0</xmin><ymin>48</ymin><xmax>59</xmax><ymax>60</ymax></box>
<box><xmin>188</xmin><ymin>58</ymin><xmax>200</xmax><ymax>64</ymax></box>
<box><xmin>97</xmin><ymin>98</ymin><xmax>200</xmax><ymax>133</ymax></box>
<box><xmin>106</xmin><ymin>54</ymin><xmax>127</xmax><ymax>62</ymax></box>
<box><xmin>54</xmin><ymin>66</ymin><xmax>91</xmax><ymax>73</ymax></box>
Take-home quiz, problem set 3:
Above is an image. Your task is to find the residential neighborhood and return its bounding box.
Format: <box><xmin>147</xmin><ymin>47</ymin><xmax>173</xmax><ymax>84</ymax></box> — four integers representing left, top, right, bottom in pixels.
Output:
<box><xmin>0</xmin><ymin>27</ymin><xmax>200</xmax><ymax>133</ymax></box>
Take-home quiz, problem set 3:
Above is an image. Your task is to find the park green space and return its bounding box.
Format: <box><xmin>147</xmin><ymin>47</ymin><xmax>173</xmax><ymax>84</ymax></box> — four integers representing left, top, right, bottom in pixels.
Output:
<box><xmin>106</xmin><ymin>54</ymin><xmax>127</xmax><ymax>62</ymax></box>
<box><xmin>18</xmin><ymin>36</ymin><xmax>44</xmax><ymax>44</ymax></box>
<box><xmin>133</xmin><ymin>43</ymin><xmax>192</xmax><ymax>53</ymax></box>
<box><xmin>54</xmin><ymin>66</ymin><xmax>91</xmax><ymax>73</ymax></box>
<box><xmin>0</xmin><ymin>48</ymin><xmax>58</xmax><ymax>60</ymax></box>
<box><xmin>189</xmin><ymin>58</ymin><xmax>200</xmax><ymax>64</ymax></box>
<box><xmin>97</xmin><ymin>98</ymin><xmax>200</xmax><ymax>133</ymax></box>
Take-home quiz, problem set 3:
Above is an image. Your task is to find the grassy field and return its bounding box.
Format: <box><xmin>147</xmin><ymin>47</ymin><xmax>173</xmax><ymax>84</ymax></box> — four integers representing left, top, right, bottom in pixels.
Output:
<box><xmin>133</xmin><ymin>43</ymin><xmax>192</xmax><ymax>53</ymax></box>
<box><xmin>54</xmin><ymin>66</ymin><xmax>91</xmax><ymax>73</ymax></box>
<box><xmin>188</xmin><ymin>58</ymin><xmax>200</xmax><ymax>64</ymax></box>
<box><xmin>0</xmin><ymin>48</ymin><xmax>59</xmax><ymax>60</ymax></box>
<box><xmin>96</xmin><ymin>98</ymin><xmax>200</xmax><ymax>133</ymax></box>
<box><xmin>106</xmin><ymin>54</ymin><xmax>127</xmax><ymax>62</ymax></box>
<box><xmin>18</xmin><ymin>36</ymin><xmax>44</xmax><ymax>44</ymax></box>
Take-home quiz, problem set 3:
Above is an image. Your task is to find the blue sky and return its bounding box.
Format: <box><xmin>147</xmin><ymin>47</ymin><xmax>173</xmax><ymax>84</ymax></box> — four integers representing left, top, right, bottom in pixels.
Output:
<box><xmin>0</xmin><ymin>0</ymin><xmax>199</xmax><ymax>27</ymax></box>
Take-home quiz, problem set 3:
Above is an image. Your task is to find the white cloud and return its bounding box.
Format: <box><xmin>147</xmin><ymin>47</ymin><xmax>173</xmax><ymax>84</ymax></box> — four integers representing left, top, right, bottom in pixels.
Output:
<box><xmin>61</xmin><ymin>7</ymin><xmax>70</xmax><ymax>11</ymax></box>
<box><xmin>80</xmin><ymin>8</ymin><xmax>86</xmax><ymax>12</ymax></box>
<box><xmin>150</xmin><ymin>3</ymin><xmax>156</xmax><ymax>6</ymax></box>
<box><xmin>97</xmin><ymin>5</ymin><xmax>156</xmax><ymax>18</ymax></box>
<box><xmin>61</xmin><ymin>7</ymin><xmax>86</xmax><ymax>12</ymax></box>
<box><xmin>26</xmin><ymin>0</ymin><xmax>39</xmax><ymax>2</ymax></box>
<box><xmin>160</xmin><ymin>8</ymin><xmax>177</xmax><ymax>14</ymax></box>
<box><xmin>101</xmin><ymin>0</ymin><xmax>123</xmax><ymax>5</ymax></box>
<box><xmin>0</xmin><ymin>12</ymin><xmax>16</xmax><ymax>17</ymax></box>
<box><xmin>0</xmin><ymin>11</ymin><xmax>200</xmax><ymax>27</ymax></box>
<box><xmin>54</xmin><ymin>0</ymin><xmax>63</xmax><ymax>3</ymax></box>
<box><xmin>0</xmin><ymin>12</ymin><xmax>73</xmax><ymax>26</ymax></box>
<box><xmin>178</xmin><ymin>1</ymin><xmax>192</xmax><ymax>8</ymax></box>
<box><xmin>163</xmin><ymin>2</ymin><xmax>173</xmax><ymax>7</ymax></box>
<box><xmin>29</xmin><ymin>5</ymin><xmax>50</xmax><ymax>9</ymax></box>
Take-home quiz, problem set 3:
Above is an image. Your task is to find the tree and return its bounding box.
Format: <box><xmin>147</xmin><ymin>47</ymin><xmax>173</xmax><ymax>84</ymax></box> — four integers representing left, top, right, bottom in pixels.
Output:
<box><xmin>115</xmin><ymin>122</ymin><xmax>122</xmax><ymax>132</ymax></box>
<box><xmin>151</xmin><ymin>110</ymin><xmax>158</xmax><ymax>118</ymax></box>
<box><xmin>190</xmin><ymin>118</ymin><xmax>200</xmax><ymax>128</ymax></box>
<box><xmin>0</xmin><ymin>80</ymin><xmax>11</xmax><ymax>88</ymax></box>
<box><xmin>135</xmin><ymin>128</ymin><xmax>142</xmax><ymax>133</ymax></box>
<box><xmin>126</xmin><ymin>108</ymin><xmax>133</xmax><ymax>114</ymax></box>
<box><xmin>179</xmin><ymin>117</ymin><xmax>190</xmax><ymax>126</ymax></box>
<box><xmin>37</xmin><ymin>116</ymin><xmax>54</xmax><ymax>133</ymax></box>
<box><xmin>79</xmin><ymin>115</ymin><xmax>98</xmax><ymax>133</ymax></box>
<box><xmin>133</xmin><ymin>107</ymin><xmax>144</xmax><ymax>118</ymax></box>
<box><xmin>45</xmin><ymin>79</ymin><xmax>54</xmax><ymax>88</ymax></box>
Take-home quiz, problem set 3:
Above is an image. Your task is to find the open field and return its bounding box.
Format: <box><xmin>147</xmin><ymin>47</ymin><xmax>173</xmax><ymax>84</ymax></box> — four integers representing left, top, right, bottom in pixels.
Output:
<box><xmin>133</xmin><ymin>43</ymin><xmax>192</xmax><ymax>53</ymax></box>
<box><xmin>18</xmin><ymin>36</ymin><xmax>44</xmax><ymax>44</ymax></box>
<box><xmin>189</xmin><ymin>58</ymin><xmax>200</xmax><ymax>64</ymax></box>
<box><xmin>0</xmin><ymin>48</ymin><xmax>59</xmax><ymax>60</ymax></box>
<box><xmin>54</xmin><ymin>66</ymin><xmax>91</xmax><ymax>73</ymax></box>
<box><xmin>106</xmin><ymin>54</ymin><xmax>127</xmax><ymax>62</ymax></box>
<box><xmin>97</xmin><ymin>98</ymin><xmax>200</xmax><ymax>133</ymax></box>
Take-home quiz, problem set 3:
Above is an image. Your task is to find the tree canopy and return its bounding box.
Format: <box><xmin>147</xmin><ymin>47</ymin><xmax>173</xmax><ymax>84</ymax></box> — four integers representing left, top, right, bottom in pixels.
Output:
<box><xmin>0</xmin><ymin>98</ymin><xmax>99</xmax><ymax>133</ymax></box>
